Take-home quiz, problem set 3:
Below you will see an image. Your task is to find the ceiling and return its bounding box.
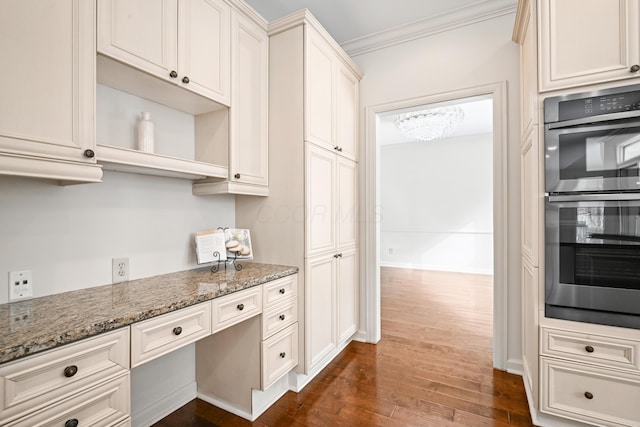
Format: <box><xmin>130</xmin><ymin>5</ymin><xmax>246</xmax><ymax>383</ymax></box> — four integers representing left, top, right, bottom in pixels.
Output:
<box><xmin>243</xmin><ymin>0</ymin><xmax>517</xmax><ymax>44</ymax></box>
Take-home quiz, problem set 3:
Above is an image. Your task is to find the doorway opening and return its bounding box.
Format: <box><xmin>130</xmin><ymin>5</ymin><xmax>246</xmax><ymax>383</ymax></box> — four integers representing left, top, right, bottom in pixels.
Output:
<box><xmin>362</xmin><ymin>83</ymin><xmax>508</xmax><ymax>369</ymax></box>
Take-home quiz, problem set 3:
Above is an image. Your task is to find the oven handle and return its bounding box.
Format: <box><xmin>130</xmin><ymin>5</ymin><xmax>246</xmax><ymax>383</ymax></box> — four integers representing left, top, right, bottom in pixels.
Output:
<box><xmin>548</xmin><ymin>110</ymin><xmax>640</xmax><ymax>129</ymax></box>
<box><xmin>548</xmin><ymin>193</ymin><xmax>640</xmax><ymax>202</ymax></box>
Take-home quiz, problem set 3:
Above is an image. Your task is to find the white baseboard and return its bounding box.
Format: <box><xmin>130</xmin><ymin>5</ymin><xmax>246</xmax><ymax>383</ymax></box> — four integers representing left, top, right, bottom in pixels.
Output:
<box><xmin>198</xmin><ymin>392</ymin><xmax>254</xmax><ymax>420</ymax></box>
<box><xmin>291</xmin><ymin>338</ymin><xmax>353</xmax><ymax>392</ymax></box>
<box><xmin>506</xmin><ymin>358</ymin><xmax>524</xmax><ymax>376</ymax></box>
<box><xmin>132</xmin><ymin>381</ymin><xmax>197</xmax><ymax>427</ymax></box>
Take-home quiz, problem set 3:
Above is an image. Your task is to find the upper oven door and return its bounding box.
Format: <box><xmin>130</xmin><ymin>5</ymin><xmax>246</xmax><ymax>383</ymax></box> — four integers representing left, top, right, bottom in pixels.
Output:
<box><xmin>545</xmin><ymin>193</ymin><xmax>640</xmax><ymax>316</ymax></box>
<box><xmin>545</xmin><ymin>118</ymin><xmax>640</xmax><ymax>193</ymax></box>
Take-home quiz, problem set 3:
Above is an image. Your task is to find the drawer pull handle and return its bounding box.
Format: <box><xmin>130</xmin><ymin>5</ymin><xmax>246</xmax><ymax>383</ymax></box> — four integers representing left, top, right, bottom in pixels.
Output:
<box><xmin>585</xmin><ymin>345</ymin><xmax>595</xmax><ymax>353</ymax></box>
<box><xmin>237</xmin><ymin>303</ymin><xmax>245</xmax><ymax>311</ymax></box>
<box><xmin>631</xmin><ymin>64</ymin><xmax>640</xmax><ymax>73</ymax></box>
<box><xmin>182</xmin><ymin>76</ymin><xmax>190</xmax><ymax>84</ymax></box>
<box><xmin>173</xmin><ymin>327</ymin><xmax>183</xmax><ymax>336</ymax></box>
<box><xmin>279</xmin><ymin>288</ymin><xmax>286</xmax><ymax>294</ymax></box>
<box><xmin>63</xmin><ymin>365</ymin><xmax>78</xmax><ymax>378</ymax></box>
<box><xmin>65</xmin><ymin>419</ymin><xmax>79</xmax><ymax>427</ymax></box>
<box><xmin>169</xmin><ymin>70</ymin><xmax>178</xmax><ymax>78</ymax></box>
<box><xmin>279</xmin><ymin>314</ymin><xmax>286</xmax><ymax>321</ymax></box>
<box><xmin>279</xmin><ymin>352</ymin><xmax>286</xmax><ymax>358</ymax></box>
<box><xmin>584</xmin><ymin>391</ymin><xmax>594</xmax><ymax>400</ymax></box>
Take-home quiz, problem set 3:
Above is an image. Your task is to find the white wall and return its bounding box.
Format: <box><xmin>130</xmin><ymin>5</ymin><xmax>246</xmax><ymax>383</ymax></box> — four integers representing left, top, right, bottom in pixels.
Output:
<box><xmin>355</xmin><ymin>13</ymin><xmax>522</xmax><ymax>366</ymax></box>
<box><xmin>380</xmin><ymin>133</ymin><xmax>493</xmax><ymax>274</ymax></box>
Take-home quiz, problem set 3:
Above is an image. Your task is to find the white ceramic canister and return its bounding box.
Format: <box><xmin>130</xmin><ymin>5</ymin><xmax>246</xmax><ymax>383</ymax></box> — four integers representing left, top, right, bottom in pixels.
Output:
<box><xmin>137</xmin><ymin>112</ymin><xmax>154</xmax><ymax>153</ymax></box>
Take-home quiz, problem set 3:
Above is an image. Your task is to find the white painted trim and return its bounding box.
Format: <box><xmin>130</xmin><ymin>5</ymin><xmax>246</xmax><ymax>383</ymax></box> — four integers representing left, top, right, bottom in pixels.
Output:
<box><xmin>0</xmin><ymin>152</ymin><xmax>103</xmax><ymax>184</ymax></box>
<box><xmin>507</xmin><ymin>359</ymin><xmax>524</xmax><ymax>376</ymax></box>
<box><xmin>131</xmin><ymin>381</ymin><xmax>197</xmax><ymax>427</ymax></box>
<box><xmin>290</xmin><ymin>337</ymin><xmax>353</xmax><ymax>391</ymax></box>
<box><xmin>198</xmin><ymin>393</ymin><xmax>254</xmax><ymax>421</ymax></box>
<box><xmin>363</xmin><ymin>82</ymin><xmax>510</xmax><ymax>370</ymax></box>
<box><xmin>523</xmin><ymin>378</ymin><xmax>586</xmax><ymax>427</ymax></box>
<box><xmin>341</xmin><ymin>0</ymin><xmax>518</xmax><ymax>57</ymax></box>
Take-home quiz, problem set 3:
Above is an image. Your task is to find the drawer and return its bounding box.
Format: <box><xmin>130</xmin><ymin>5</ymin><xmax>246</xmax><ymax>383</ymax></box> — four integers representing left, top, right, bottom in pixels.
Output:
<box><xmin>0</xmin><ymin>328</ymin><xmax>129</xmax><ymax>425</ymax></box>
<box><xmin>263</xmin><ymin>274</ymin><xmax>297</xmax><ymax>308</ymax></box>
<box><xmin>131</xmin><ymin>302</ymin><xmax>211</xmax><ymax>368</ymax></box>
<box><xmin>7</xmin><ymin>373</ymin><xmax>130</xmax><ymax>427</ymax></box>
<box><xmin>541</xmin><ymin>357</ymin><xmax>640</xmax><ymax>427</ymax></box>
<box><xmin>211</xmin><ymin>286</ymin><xmax>262</xmax><ymax>333</ymax></box>
<box><xmin>541</xmin><ymin>326</ymin><xmax>640</xmax><ymax>372</ymax></box>
<box><xmin>261</xmin><ymin>323</ymin><xmax>298</xmax><ymax>390</ymax></box>
<box><xmin>262</xmin><ymin>299</ymin><xmax>297</xmax><ymax>339</ymax></box>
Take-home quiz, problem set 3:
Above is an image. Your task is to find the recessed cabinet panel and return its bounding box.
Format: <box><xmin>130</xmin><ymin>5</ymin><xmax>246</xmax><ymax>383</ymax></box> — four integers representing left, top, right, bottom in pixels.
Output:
<box><xmin>335</xmin><ymin>66</ymin><xmax>359</xmax><ymax>161</ymax></box>
<box><xmin>521</xmin><ymin>258</ymin><xmax>539</xmax><ymax>409</ymax></box>
<box><xmin>97</xmin><ymin>0</ymin><xmax>178</xmax><ymax>81</ymax></box>
<box><xmin>306</xmin><ymin>254</ymin><xmax>337</xmax><ymax>369</ymax></box>
<box><xmin>305</xmin><ymin>30</ymin><xmax>334</xmax><ymax>148</ymax></box>
<box><xmin>337</xmin><ymin>248</ymin><xmax>358</xmax><ymax>343</ymax></box>
<box><xmin>520</xmin><ymin>0</ymin><xmax>538</xmax><ymax>135</ymax></box>
<box><xmin>178</xmin><ymin>0</ymin><xmax>230</xmax><ymax>104</ymax></box>
<box><xmin>520</xmin><ymin>127</ymin><xmax>540</xmax><ymax>266</ymax></box>
<box><xmin>337</xmin><ymin>156</ymin><xmax>358</xmax><ymax>249</ymax></box>
<box><xmin>0</xmin><ymin>0</ymin><xmax>98</xmax><ymax>167</ymax></box>
<box><xmin>306</xmin><ymin>143</ymin><xmax>337</xmax><ymax>256</ymax></box>
<box><xmin>539</xmin><ymin>0</ymin><xmax>640</xmax><ymax>91</ymax></box>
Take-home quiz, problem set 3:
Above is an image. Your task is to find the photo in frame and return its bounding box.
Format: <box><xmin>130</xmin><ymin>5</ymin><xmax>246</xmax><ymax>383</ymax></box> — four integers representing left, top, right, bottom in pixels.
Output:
<box><xmin>224</xmin><ymin>228</ymin><xmax>253</xmax><ymax>260</ymax></box>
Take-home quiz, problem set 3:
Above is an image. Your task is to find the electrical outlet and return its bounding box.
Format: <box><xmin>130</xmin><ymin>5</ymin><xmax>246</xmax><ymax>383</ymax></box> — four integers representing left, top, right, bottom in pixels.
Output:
<box><xmin>112</xmin><ymin>257</ymin><xmax>129</xmax><ymax>283</ymax></box>
<box><xmin>8</xmin><ymin>270</ymin><xmax>33</xmax><ymax>301</ymax></box>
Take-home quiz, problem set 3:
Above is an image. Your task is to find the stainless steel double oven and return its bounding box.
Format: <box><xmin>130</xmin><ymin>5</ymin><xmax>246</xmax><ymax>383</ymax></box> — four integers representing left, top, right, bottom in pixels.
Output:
<box><xmin>544</xmin><ymin>84</ymin><xmax>640</xmax><ymax>329</ymax></box>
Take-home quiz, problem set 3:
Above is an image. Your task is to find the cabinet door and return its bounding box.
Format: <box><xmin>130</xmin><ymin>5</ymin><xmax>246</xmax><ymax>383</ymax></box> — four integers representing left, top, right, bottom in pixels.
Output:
<box><xmin>305</xmin><ymin>28</ymin><xmax>334</xmax><ymax>150</ymax></box>
<box><xmin>337</xmin><ymin>248</ymin><xmax>358</xmax><ymax>343</ymax></box>
<box><xmin>539</xmin><ymin>0</ymin><xmax>640</xmax><ymax>91</ymax></box>
<box><xmin>97</xmin><ymin>0</ymin><xmax>178</xmax><ymax>82</ymax></box>
<box><xmin>337</xmin><ymin>156</ymin><xmax>358</xmax><ymax>249</ymax></box>
<box><xmin>520</xmin><ymin>127</ymin><xmax>540</xmax><ymax>266</ymax></box>
<box><xmin>229</xmin><ymin>11</ymin><xmax>268</xmax><ymax>186</ymax></box>
<box><xmin>521</xmin><ymin>257</ymin><xmax>539</xmax><ymax>410</ymax></box>
<box><xmin>178</xmin><ymin>0</ymin><xmax>230</xmax><ymax>105</ymax></box>
<box><xmin>305</xmin><ymin>254</ymin><xmax>336</xmax><ymax>370</ymax></box>
<box><xmin>306</xmin><ymin>143</ymin><xmax>336</xmax><ymax>257</ymax></box>
<box><xmin>335</xmin><ymin>65</ymin><xmax>359</xmax><ymax>161</ymax></box>
<box><xmin>0</xmin><ymin>0</ymin><xmax>98</xmax><ymax>167</ymax></box>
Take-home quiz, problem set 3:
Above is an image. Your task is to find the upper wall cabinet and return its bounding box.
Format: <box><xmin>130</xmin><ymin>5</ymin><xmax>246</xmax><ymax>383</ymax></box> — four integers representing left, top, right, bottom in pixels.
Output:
<box><xmin>305</xmin><ymin>27</ymin><xmax>359</xmax><ymax>162</ymax></box>
<box><xmin>0</xmin><ymin>0</ymin><xmax>102</xmax><ymax>183</ymax></box>
<box><xmin>539</xmin><ymin>0</ymin><xmax>640</xmax><ymax>92</ymax></box>
<box><xmin>97</xmin><ymin>0</ymin><xmax>230</xmax><ymax>106</ymax></box>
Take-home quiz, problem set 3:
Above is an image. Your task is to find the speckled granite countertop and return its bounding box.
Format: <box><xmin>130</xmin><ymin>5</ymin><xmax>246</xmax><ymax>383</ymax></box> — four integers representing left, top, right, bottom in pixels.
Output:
<box><xmin>0</xmin><ymin>262</ymin><xmax>297</xmax><ymax>365</ymax></box>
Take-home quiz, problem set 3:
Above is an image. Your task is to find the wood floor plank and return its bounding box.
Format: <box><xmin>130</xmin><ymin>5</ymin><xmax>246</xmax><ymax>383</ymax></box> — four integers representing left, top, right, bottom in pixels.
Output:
<box><xmin>153</xmin><ymin>267</ymin><xmax>534</xmax><ymax>426</ymax></box>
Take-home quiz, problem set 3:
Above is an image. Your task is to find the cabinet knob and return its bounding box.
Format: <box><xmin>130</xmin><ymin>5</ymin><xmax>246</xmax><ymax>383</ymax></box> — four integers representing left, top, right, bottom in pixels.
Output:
<box><xmin>182</xmin><ymin>76</ymin><xmax>190</xmax><ymax>84</ymax></box>
<box><xmin>63</xmin><ymin>365</ymin><xmax>78</xmax><ymax>378</ymax></box>
<box><xmin>279</xmin><ymin>352</ymin><xmax>286</xmax><ymax>358</ymax></box>
<box><xmin>173</xmin><ymin>326</ymin><xmax>183</xmax><ymax>336</ymax></box>
<box><xmin>585</xmin><ymin>345</ymin><xmax>594</xmax><ymax>353</ymax></box>
<box><xmin>65</xmin><ymin>419</ymin><xmax>79</xmax><ymax>427</ymax></box>
<box><xmin>584</xmin><ymin>391</ymin><xmax>594</xmax><ymax>400</ymax></box>
<box><xmin>631</xmin><ymin>64</ymin><xmax>640</xmax><ymax>73</ymax></box>
<box><xmin>338</xmin><ymin>253</ymin><xmax>343</xmax><ymax>258</ymax></box>
<box><xmin>279</xmin><ymin>314</ymin><xmax>286</xmax><ymax>321</ymax></box>
<box><xmin>237</xmin><ymin>303</ymin><xmax>244</xmax><ymax>311</ymax></box>
<box><xmin>334</xmin><ymin>146</ymin><xmax>340</xmax><ymax>151</ymax></box>
<box><xmin>234</xmin><ymin>173</ymin><xmax>241</xmax><ymax>179</ymax></box>
<box><xmin>338</xmin><ymin>147</ymin><xmax>343</xmax><ymax>152</ymax></box>
<box><xmin>279</xmin><ymin>288</ymin><xmax>286</xmax><ymax>294</ymax></box>
<box><xmin>83</xmin><ymin>149</ymin><xmax>95</xmax><ymax>158</ymax></box>
<box><xmin>169</xmin><ymin>70</ymin><xmax>178</xmax><ymax>78</ymax></box>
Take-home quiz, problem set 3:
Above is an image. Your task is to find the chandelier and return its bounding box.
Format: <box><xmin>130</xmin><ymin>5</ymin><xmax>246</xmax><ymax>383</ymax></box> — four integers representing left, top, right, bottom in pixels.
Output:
<box><xmin>394</xmin><ymin>106</ymin><xmax>465</xmax><ymax>142</ymax></box>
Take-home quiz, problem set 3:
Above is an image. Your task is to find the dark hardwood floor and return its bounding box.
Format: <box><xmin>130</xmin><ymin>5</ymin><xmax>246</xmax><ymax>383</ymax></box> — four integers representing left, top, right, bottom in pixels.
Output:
<box><xmin>153</xmin><ymin>267</ymin><xmax>535</xmax><ymax>426</ymax></box>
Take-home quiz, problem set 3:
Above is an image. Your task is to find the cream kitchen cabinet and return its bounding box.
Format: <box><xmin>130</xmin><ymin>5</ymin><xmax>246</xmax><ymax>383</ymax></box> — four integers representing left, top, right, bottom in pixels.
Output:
<box><xmin>0</xmin><ymin>0</ymin><xmax>102</xmax><ymax>184</ymax></box>
<box><xmin>235</xmin><ymin>10</ymin><xmax>362</xmax><ymax>376</ymax></box>
<box><xmin>192</xmin><ymin>7</ymin><xmax>269</xmax><ymax>196</ymax></box>
<box><xmin>538</xmin><ymin>0</ymin><xmax>640</xmax><ymax>92</ymax></box>
<box><xmin>0</xmin><ymin>328</ymin><xmax>130</xmax><ymax>426</ymax></box>
<box><xmin>97</xmin><ymin>0</ymin><xmax>230</xmax><ymax>106</ymax></box>
<box><xmin>305</xmin><ymin>26</ymin><xmax>359</xmax><ymax>161</ymax></box>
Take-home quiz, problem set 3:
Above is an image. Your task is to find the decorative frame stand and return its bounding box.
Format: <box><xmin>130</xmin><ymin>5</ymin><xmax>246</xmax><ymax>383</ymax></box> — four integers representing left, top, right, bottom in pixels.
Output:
<box><xmin>210</xmin><ymin>227</ymin><xmax>243</xmax><ymax>273</ymax></box>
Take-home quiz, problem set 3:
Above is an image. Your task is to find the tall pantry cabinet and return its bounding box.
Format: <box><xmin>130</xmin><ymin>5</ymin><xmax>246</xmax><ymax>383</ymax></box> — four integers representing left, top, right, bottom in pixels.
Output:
<box><xmin>236</xmin><ymin>10</ymin><xmax>362</xmax><ymax>376</ymax></box>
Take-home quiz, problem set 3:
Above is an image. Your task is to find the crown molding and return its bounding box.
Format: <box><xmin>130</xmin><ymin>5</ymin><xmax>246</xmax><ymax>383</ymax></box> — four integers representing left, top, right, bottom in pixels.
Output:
<box><xmin>225</xmin><ymin>0</ymin><xmax>268</xmax><ymax>29</ymax></box>
<box><xmin>512</xmin><ymin>0</ymin><xmax>531</xmax><ymax>44</ymax></box>
<box><xmin>341</xmin><ymin>0</ymin><xmax>518</xmax><ymax>57</ymax></box>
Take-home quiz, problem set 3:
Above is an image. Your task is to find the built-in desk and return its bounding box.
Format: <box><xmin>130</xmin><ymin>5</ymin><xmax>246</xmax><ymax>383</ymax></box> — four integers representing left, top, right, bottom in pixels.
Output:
<box><xmin>0</xmin><ymin>263</ymin><xmax>298</xmax><ymax>426</ymax></box>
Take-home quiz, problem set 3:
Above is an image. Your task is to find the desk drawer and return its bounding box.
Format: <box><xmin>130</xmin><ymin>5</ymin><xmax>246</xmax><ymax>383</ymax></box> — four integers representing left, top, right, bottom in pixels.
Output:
<box><xmin>263</xmin><ymin>275</ymin><xmax>297</xmax><ymax>308</ymax></box>
<box><xmin>541</xmin><ymin>327</ymin><xmax>640</xmax><ymax>372</ymax></box>
<box><xmin>541</xmin><ymin>357</ymin><xmax>640</xmax><ymax>427</ymax></box>
<box><xmin>8</xmin><ymin>373</ymin><xmax>130</xmax><ymax>427</ymax></box>
<box><xmin>261</xmin><ymin>323</ymin><xmax>298</xmax><ymax>390</ymax></box>
<box><xmin>131</xmin><ymin>302</ymin><xmax>211</xmax><ymax>368</ymax></box>
<box><xmin>0</xmin><ymin>328</ymin><xmax>129</xmax><ymax>424</ymax></box>
<box><xmin>262</xmin><ymin>299</ymin><xmax>297</xmax><ymax>339</ymax></box>
<box><xmin>211</xmin><ymin>286</ymin><xmax>262</xmax><ymax>333</ymax></box>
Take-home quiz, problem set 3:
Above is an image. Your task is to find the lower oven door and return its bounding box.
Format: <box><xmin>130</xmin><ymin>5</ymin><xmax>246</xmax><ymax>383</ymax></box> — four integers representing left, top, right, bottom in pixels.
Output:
<box><xmin>545</xmin><ymin>193</ymin><xmax>640</xmax><ymax>329</ymax></box>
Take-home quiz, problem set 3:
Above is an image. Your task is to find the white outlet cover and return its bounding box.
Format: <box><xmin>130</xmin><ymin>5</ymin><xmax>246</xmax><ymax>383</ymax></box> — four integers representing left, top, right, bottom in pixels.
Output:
<box><xmin>8</xmin><ymin>270</ymin><xmax>33</xmax><ymax>301</ymax></box>
<box><xmin>112</xmin><ymin>257</ymin><xmax>129</xmax><ymax>283</ymax></box>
